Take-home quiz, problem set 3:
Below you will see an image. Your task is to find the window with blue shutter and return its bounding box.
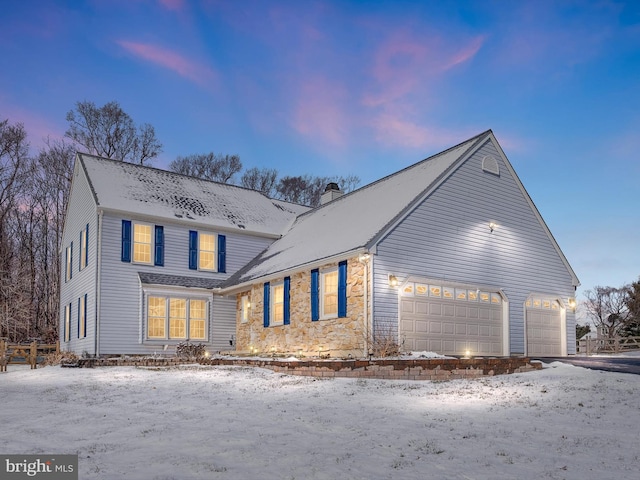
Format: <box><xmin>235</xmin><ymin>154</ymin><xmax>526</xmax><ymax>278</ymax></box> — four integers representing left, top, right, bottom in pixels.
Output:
<box><xmin>217</xmin><ymin>234</ymin><xmax>226</xmax><ymax>273</ymax></box>
<box><xmin>311</xmin><ymin>269</ymin><xmax>319</xmax><ymax>321</ymax></box>
<box><xmin>189</xmin><ymin>231</ymin><xmax>198</xmax><ymax>270</ymax></box>
<box><xmin>121</xmin><ymin>220</ymin><xmax>132</xmax><ymax>263</ymax></box>
<box><xmin>154</xmin><ymin>226</ymin><xmax>164</xmax><ymax>266</ymax></box>
<box><xmin>79</xmin><ymin>224</ymin><xmax>89</xmax><ymax>271</ymax></box>
<box><xmin>263</xmin><ymin>282</ymin><xmax>270</xmax><ymax>327</ymax></box>
<box><xmin>283</xmin><ymin>276</ymin><xmax>290</xmax><ymax>325</ymax></box>
<box><xmin>338</xmin><ymin>260</ymin><xmax>347</xmax><ymax>318</ymax></box>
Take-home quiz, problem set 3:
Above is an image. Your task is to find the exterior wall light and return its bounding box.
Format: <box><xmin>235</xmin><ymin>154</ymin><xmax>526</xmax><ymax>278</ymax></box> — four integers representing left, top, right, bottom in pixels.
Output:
<box><xmin>489</xmin><ymin>222</ymin><xmax>497</xmax><ymax>233</ymax></box>
<box><xmin>388</xmin><ymin>274</ymin><xmax>398</xmax><ymax>287</ymax></box>
<box><xmin>567</xmin><ymin>297</ymin><xmax>577</xmax><ymax>311</ymax></box>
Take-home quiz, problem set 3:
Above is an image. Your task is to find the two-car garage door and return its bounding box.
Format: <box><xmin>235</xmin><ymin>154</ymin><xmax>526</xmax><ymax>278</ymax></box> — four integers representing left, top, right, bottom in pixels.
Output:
<box><xmin>399</xmin><ymin>281</ymin><xmax>504</xmax><ymax>356</ymax></box>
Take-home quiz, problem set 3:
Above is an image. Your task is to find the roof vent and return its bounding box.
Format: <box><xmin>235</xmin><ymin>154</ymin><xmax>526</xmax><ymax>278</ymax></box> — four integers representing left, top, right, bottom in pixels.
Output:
<box><xmin>320</xmin><ymin>182</ymin><xmax>343</xmax><ymax>205</ymax></box>
<box><xmin>482</xmin><ymin>155</ymin><xmax>500</xmax><ymax>176</ymax></box>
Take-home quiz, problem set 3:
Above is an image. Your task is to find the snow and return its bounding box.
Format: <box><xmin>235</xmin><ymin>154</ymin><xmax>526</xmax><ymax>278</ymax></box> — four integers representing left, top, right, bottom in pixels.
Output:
<box><xmin>1</xmin><ymin>361</ymin><xmax>638</xmax><ymax>480</ymax></box>
<box><xmin>228</xmin><ymin>133</ymin><xmax>484</xmax><ymax>284</ymax></box>
<box><xmin>79</xmin><ymin>153</ymin><xmax>308</xmax><ymax>237</ymax></box>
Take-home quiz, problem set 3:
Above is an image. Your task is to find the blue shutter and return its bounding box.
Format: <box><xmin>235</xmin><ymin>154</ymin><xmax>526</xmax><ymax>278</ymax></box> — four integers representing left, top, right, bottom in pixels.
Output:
<box><xmin>263</xmin><ymin>282</ymin><xmax>270</xmax><ymax>327</ymax></box>
<box><xmin>338</xmin><ymin>260</ymin><xmax>347</xmax><ymax>318</ymax></box>
<box><xmin>79</xmin><ymin>230</ymin><xmax>83</xmax><ymax>271</ymax></box>
<box><xmin>64</xmin><ymin>247</ymin><xmax>69</xmax><ymax>282</ymax></box>
<box><xmin>77</xmin><ymin>297</ymin><xmax>81</xmax><ymax>339</ymax></box>
<box><xmin>69</xmin><ymin>242</ymin><xmax>73</xmax><ymax>279</ymax></box>
<box><xmin>84</xmin><ymin>224</ymin><xmax>89</xmax><ymax>268</ymax></box>
<box><xmin>121</xmin><ymin>220</ymin><xmax>132</xmax><ymax>263</ymax></box>
<box><xmin>188</xmin><ymin>231</ymin><xmax>198</xmax><ymax>270</ymax></box>
<box><xmin>154</xmin><ymin>226</ymin><xmax>164</xmax><ymax>266</ymax></box>
<box><xmin>311</xmin><ymin>269</ymin><xmax>319</xmax><ymax>321</ymax></box>
<box><xmin>283</xmin><ymin>276</ymin><xmax>290</xmax><ymax>325</ymax></box>
<box><xmin>217</xmin><ymin>234</ymin><xmax>226</xmax><ymax>273</ymax></box>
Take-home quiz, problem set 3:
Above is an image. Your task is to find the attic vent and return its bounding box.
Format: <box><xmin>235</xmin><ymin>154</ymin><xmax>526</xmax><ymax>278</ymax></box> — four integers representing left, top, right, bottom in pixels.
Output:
<box><xmin>482</xmin><ymin>155</ymin><xmax>500</xmax><ymax>176</ymax></box>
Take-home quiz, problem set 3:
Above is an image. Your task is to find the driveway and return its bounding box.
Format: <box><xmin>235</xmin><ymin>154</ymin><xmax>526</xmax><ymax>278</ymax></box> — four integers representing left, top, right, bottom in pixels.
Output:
<box><xmin>534</xmin><ymin>356</ymin><xmax>640</xmax><ymax>375</ymax></box>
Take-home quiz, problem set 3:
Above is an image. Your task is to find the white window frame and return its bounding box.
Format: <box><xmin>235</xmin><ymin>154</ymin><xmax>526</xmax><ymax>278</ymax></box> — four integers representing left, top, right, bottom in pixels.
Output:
<box><xmin>145</xmin><ymin>294</ymin><xmax>209</xmax><ymax>341</ymax></box>
<box><xmin>320</xmin><ymin>267</ymin><xmax>339</xmax><ymax>320</ymax></box>
<box><xmin>65</xmin><ymin>244</ymin><xmax>72</xmax><ymax>282</ymax></box>
<box><xmin>80</xmin><ymin>226</ymin><xmax>88</xmax><ymax>270</ymax></box>
<box><xmin>198</xmin><ymin>232</ymin><xmax>217</xmax><ymax>271</ymax></box>
<box><xmin>133</xmin><ymin>221</ymin><xmax>153</xmax><ymax>265</ymax></box>
<box><xmin>270</xmin><ymin>281</ymin><xmax>285</xmax><ymax>326</ymax></box>
<box><xmin>64</xmin><ymin>303</ymin><xmax>71</xmax><ymax>342</ymax></box>
<box><xmin>78</xmin><ymin>295</ymin><xmax>86</xmax><ymax>338</ymax></box>
<box><xmin>241</xmin><ymin>294</ymin><xmax>251</xmax><ymax>323</ymax></box>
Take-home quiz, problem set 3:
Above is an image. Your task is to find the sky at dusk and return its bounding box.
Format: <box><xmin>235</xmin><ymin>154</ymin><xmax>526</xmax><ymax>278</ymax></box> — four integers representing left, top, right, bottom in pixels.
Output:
<box><xmin>1</xmin><ymin>0</ymin><xmax>639</xmax><ymax>305</ymax></box>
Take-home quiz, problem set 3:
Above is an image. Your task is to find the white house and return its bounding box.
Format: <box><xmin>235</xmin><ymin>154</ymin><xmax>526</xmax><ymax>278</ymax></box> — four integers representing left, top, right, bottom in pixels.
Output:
<box><xmin>60</xmin><ymin>130</ymin><xmax>579</xmax><ymax>358</ymax></box>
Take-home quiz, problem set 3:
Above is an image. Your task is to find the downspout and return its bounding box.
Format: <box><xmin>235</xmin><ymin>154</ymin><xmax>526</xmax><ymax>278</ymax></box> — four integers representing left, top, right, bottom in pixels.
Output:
<box><xmin>94</xmin><ymin>210</ymin><xmax>103</xmax><ymax>357</ymax></box>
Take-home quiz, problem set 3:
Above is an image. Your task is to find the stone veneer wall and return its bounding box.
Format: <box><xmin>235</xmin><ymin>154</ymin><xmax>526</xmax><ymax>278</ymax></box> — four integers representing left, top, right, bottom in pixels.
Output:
<box><xmin>235</xmin><ymin>256</ymin><xmax>368</xmax><ymax>357</ymax></box>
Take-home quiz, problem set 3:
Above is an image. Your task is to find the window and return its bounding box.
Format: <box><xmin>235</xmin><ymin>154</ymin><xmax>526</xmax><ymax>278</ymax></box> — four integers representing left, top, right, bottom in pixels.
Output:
<box><xmin>146</xmin><ymin>296</ymin><xmax>208</xmax><ymax>341</ymax></box>
<box><xmin>311</xmin><ymin>261</ymin><xmax>347</xmax><ymax>321</ymax></box>
<box><xmin>64</xmin><ymin>303</ymin><xmax>71</xmax><ymax>342</ymax></box>
<box><xmin>321</xmin><ymin>268</ymin><xmax>338</xmax><ymax>318</ymax></box>
<box><xmin>263</xmin><ymin>278</ymin><xmax>290</xmax><ymax>327</ymax></box>
<box><xmin>148</xmin><ymin>296</ymin><xmax>166</xmax><ymax>338</ymax></box>
<box><xmin>65</xmin><ymin>243</ymin><xmax>73</xmax><ymax>282</ymax></box>
<box><xmin>169</xmin><ymin>298</ymin><xmax>187</xmax><ymax>339</ymax></box>
<box><xmin>78</xmin><ymin>294</ymin><xmax>87</xmax><ymax>338</ymax></box>
<box><xmin>199</xmin><ymin>233</ymin><xmax>216</xmax><ymax>270</ymax></box>
<box><xmin>189</xmin><ymin>231</ymin><xmax>226</xmax><ymax>273</ymax></box>
<box><xmin>190</xmin><ymin>299</ymin><xmax>206</xmax><ymax>340</ymax></box>
<box><xmin>79</xmin><ymin>224</ymin><xmax>89</xmax><ymax>270</ymax></box>
<box><xmin>121</xmin><ymin>220</ymin><xmax>163</xmax><ymax>266</ymax></box>
<box><xmin>241</xmin><ymin>295</ymin><xmax>250</xmax><ymax>323</ymax></box>
<box><xmin>133</xmin><ymin>223</ymin><xmax>152</xmax><ymax>264</ymax></box>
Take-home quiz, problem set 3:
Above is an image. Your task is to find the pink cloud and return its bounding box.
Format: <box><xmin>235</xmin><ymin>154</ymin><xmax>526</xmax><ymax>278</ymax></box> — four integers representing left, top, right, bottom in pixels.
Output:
<box><xmin>117</xmin><ymin>40</ymin><xmax>216</xmax><ymax>88</ymax></box>
<box><xmin>158</xmin><ymin>0</ymin><xmax>186</xmax><ymax>12</ymax></box>
<box><xmin>291</xmin><ymin>77</ymin><xmax>349</xmax><ymax>147</ymax></box>
<box><xmin>0</xmin><ymin>101</ymin><xmax>66</xmax><ymax>151</ymax></box>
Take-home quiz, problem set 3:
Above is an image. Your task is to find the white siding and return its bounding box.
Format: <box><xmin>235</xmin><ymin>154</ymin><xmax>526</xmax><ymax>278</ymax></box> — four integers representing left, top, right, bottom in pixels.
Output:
<box><xmin>59</xmin><ymin>160</ymin><xmax>98</xmax><ymax>354</ymax></box>
<box><xmin>373</xmin><ymin>139</ymin><xmax>576</xmax><ymax>354</ymax></box>
<box><xmin>97</xmin><ymin>213</ymin><xmax>273</xmax><ymax>354</ymax></box>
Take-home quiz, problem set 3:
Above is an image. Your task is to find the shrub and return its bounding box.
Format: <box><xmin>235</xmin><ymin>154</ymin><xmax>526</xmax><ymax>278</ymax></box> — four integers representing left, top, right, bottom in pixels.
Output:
<box><xmin>176</xmin><ymin>342</ymin><xmax>206</xmax><ymax>361</ymax></box>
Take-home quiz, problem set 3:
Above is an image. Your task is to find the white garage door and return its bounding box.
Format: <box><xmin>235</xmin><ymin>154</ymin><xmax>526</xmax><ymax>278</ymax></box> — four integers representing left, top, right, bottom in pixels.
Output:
<box><xmin>399</xmin><ymin>282</ymin><xmax>503</xmax><ymax>356</ymax></box>
<box><xmin>526</xmin><ymin>297</ymin><xmax>562</xmax><ymax>357</ymax></box>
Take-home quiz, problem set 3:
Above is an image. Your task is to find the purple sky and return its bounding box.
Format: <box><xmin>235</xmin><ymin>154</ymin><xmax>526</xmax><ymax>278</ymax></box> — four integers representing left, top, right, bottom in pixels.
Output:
<box><xmin>1</xmin><ymin>0</ymin><xmax>639</xmax><ymax>303</ymax></box>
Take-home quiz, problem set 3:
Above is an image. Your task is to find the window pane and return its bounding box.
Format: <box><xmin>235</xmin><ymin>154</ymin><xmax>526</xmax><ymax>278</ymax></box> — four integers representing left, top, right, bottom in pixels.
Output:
<box><xmin>272</xmin><ymin>284</ymin><xmax>284</xmax><ymax>323</ymax></box>
<box><xmin>322</xmin><ymin>270</ymin><xmax>338</xmax><ymax>316</ymax></box>
<box><xmin>190</xmin><ymin>299</ymin><xmax>206</xmax><ymax>340</ymax></box>
<box><xmin>133</xmin><ymin>224</ymin><xmax>152</xmax><ymax>264</ymax></box>
<box><xmin>199</xmin><ymin>233</ymin><xmax>216</xmax><ymax>270</ymax></box>
<box><xmin>169</xmin><ymin>298</ymin><xmax>186</xmax><ymax>339</ymax></box>
<box><xmin>148</xmin><ymin>296</ymin><xmax>166</xmax><ymax>338</ymax></box>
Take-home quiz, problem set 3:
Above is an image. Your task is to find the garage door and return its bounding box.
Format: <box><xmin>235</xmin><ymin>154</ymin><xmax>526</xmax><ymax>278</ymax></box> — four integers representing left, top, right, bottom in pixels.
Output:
<box><xmin>526</xmin><ymin>297</ymin><xmax>562</xmax><ymax>357</ymax></box>
<box><xmin>399</xmin><ymin>282</ymin><xmax>503</xmax><ymax>356</ymax></box>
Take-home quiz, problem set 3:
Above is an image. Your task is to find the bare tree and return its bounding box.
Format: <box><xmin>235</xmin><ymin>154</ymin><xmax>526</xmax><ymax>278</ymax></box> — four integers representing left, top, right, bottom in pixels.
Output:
<box><xmin>274</xmin><ymin>174</ymin><xmax>361</xmax><ymax>207</ymax></box>
<box><xmin>583</xmin><ymin>286</ymin><xmax>632</xmax><ymax>338</ymax></box>
<box><xmin>240</xmin><ymin>167</ymin><xmax>278</xmax><ymax>197</ymax></box>
<box><xmin>65</xmin><ymin>100</ymin><xmax>162</xmax><ymax>165</ymax></box>
<box><xmin>169</xmin><ymin>153</ymin><xmax>242</xmax><ymax>183</ymax></box>
<box><xmin>622</xmin><ymin>279</ymin><xmax>640</xmax><ymax>337</ymax></box>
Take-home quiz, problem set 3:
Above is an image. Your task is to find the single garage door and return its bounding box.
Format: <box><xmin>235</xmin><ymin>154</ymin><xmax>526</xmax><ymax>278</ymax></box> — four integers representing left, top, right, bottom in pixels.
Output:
<box><xmin>399</xmin><ymin>281</ymin><xmax>504</xmax><ymax>356</ymax></box>
<box><xmin>526</xmin><ymin>297</ymin><xmax>562</xmax><ymax>357</ymax></box>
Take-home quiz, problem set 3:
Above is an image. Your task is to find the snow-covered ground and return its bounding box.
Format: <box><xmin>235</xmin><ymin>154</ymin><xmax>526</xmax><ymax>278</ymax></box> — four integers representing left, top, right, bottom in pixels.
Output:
<box><xmin>1</xmin><ymin>361</ymin><xmax>638</xmax><ymax>480</ymax></box>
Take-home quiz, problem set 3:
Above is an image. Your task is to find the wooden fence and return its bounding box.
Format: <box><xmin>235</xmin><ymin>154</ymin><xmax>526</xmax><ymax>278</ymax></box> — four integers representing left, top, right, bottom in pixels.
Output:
<box><xmin>576</xmin><ymin>336</ymin><xmax>640</xmax><ymax>355</ymax></box>
<box><xmin>0</xmin><ymin>340</ymin><xmax>59</xmax><ymax>371</ymax></box>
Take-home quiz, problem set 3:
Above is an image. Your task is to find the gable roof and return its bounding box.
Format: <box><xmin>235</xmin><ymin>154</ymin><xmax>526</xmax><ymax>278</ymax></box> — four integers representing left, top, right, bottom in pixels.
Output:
<box><xmin>222</xmin><ymin>130</ymin><xmax>580</xmax><ymax>290</ymax></box>
<box><xmin>222</xmin><ymin>131</ymin><xmax>491</xmax><ymax>288</ymax></box>
<box><xmin>78</xmin><ymin>153</ymin><xmax>309</xmax><ymax>237</ymax></box>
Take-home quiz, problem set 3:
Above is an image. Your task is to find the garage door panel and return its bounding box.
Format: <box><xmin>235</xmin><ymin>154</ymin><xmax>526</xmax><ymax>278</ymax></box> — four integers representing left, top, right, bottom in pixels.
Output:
<box><xmin>399</xmin><ymin>289</ymin><xmax>503</xmax><ymax>356</ymax></box>
<box><xmin>526</xmin><ymin>302</ymin><xmax>562</xmax><ymax>357</ymax></box>
<box><xmin>401</xmin><ymin>300</ymin><xmax>415</xmax><ymax>314</ymax></box>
